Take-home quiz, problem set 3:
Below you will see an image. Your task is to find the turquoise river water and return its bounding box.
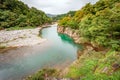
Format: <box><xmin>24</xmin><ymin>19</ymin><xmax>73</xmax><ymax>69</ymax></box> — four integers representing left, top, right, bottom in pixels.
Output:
<box><xmin>0</xmin><ymin>24</ymin><xmax>81</xmax><ymax>80</ymax></box>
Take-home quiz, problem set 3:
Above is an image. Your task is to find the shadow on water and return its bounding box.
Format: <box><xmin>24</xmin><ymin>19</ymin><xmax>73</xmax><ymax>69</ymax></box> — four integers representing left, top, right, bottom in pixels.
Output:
<box><xmin>58</xmin><ymin>33</ymin><xmax>83</xmax><ymax>50</ymax></box>
<box><xmin>58</xmin><ymin>33</ymin><xmax>74</xmax><ymax>44</ymax></box>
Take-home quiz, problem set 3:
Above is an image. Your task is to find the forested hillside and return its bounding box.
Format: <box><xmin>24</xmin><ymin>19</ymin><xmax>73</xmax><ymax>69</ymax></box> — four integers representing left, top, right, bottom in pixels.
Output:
<box><xmin>59</xmin><ymin>0</ymin><xmax>120</xmax><ymax>50</ymax></box>
<box><xmin>58</xmin><ymin>0</ymin><xmax>120</xmax><ymax>79</ymax></box>
<box><xmin>0</xmin><ymin>0</ymin><xmax>51</xmax><ymax>30</ymax></box>
<box><xmin>53</xmin><ymin>11</ymin><xmax>76</xmax><ymax>21</ymax></box>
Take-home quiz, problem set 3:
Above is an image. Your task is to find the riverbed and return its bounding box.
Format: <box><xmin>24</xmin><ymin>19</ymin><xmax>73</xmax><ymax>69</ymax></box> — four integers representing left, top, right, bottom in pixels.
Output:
<box><xmin>0</xmin><ymin>27</ymin><xmax>46</xmax><ymax>47</ymax></box>
<box><xmin>0</xmin><ymin>24</ymin><xmax>81</xmax><ymax>80</ymax></box>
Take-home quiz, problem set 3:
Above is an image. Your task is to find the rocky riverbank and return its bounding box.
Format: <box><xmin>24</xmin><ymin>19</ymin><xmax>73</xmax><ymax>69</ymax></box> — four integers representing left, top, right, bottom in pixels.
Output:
<box><xmin>57</xmin><ymin>26</ymin><xmax>119</xmax><ymax>80</ymax></box>
<box><xmin>57</xmin><ymin>26</ymin><xmax>96</xmax><ymax>77</ymax></box>
<box><xmin>57</xmin><ymin>26</ymin><xmax>81</xmax><ymax>44</ymax></box>
<box><xmin>0</xmin><ymin>28</ymin><xmax>46</xmax><ymax>48</ymax></box>
<box><xmin>57</xmin><ymin>26</ymin><xmax>104</xmax><ymax>51</ymax></box>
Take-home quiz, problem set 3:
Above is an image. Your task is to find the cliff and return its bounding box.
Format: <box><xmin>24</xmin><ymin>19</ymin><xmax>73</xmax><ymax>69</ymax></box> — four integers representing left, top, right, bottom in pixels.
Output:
<box><xmin>57</xmin><ymin>26</ymin><xmax>81</xmax><ymax>44</ymax></box>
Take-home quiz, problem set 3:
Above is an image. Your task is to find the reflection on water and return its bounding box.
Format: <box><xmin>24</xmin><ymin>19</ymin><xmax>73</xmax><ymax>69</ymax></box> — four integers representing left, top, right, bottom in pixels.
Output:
<box><xmin>58</xmin><ymin>33</ymin><xmax>83</xmax><ymax>50</ymax></box>
<box><xmin>58</xmin><ymin>33</ymin><xmax>74</xmax><ymax>44</ymax></box>
<box><xmin>0</xmin><ymin>24</ymin><xmax>81</xmax><ymax>80</ymax></box>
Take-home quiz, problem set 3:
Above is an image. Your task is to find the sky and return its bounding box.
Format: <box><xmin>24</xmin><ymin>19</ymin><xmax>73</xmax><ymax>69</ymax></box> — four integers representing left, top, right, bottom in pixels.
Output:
<box><xmin>20</xmin><ymin>0</ymin><xmax>99</xmax><ymax>15</ymax></box>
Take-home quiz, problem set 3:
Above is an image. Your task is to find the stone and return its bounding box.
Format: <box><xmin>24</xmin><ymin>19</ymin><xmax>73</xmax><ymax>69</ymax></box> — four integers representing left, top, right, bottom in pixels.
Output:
<box><xmin>102</xmin><ymin>67</ymin><xmax>108</xmax><ymax>73</ymax></box>
<box><xmin>112</xmin><ymin>63</ymin><xmax>120</xmax><ymax>71</ymax></box>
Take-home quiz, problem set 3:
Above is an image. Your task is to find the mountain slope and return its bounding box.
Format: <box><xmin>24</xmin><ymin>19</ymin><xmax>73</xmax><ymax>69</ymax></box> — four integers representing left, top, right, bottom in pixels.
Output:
<box><xmin>0</xmin><ymin>0</ymin><xmax>51</xmax><ymax>30</ymax></box>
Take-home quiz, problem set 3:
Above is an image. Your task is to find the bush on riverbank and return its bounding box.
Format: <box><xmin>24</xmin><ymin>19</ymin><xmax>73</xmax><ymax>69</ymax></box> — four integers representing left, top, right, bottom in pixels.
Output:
<box><xmin>0</xmin><ymin>0</ymin><xmax>52</xmax><ymax>30</ymax></box>
<box><xmin>26</xmin><ymin>69</ymin><xmax>58</xmax><ymax>80</ymax></box>
<box><xmin>65</xmin><ymin>50</ymin><xmax>120</xmax><ymax>80</ymax></box>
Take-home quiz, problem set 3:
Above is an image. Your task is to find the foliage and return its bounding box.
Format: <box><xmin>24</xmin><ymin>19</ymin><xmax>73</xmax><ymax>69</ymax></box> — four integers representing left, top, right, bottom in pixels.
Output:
<box><xmin>26</xmin><ymin>68</ymin><xmax>57</xmax><ymax>80</ymax></box>
<box><xmin>58</xmin><ymin>0</ymin><xmax>120</xmax><ymax>79</ymax></box>
<box><xmin>0</xmin><ymin>0</ymin><xmax>51</xmax><ymax>30</ymax></box>
<box><xmin>53</xmin><ymin>11</ymin><xmax>76</xmax><ymax>21</ymax></box>
<box><xmin>58</xmin><ymin>16</ymin><xmax>71</xmax><ymax>27</ymax></box>
<box><xmin>58</xmin><ymin>0</ymin><xmax>120</xmax><ymax>50</ymax></box>
<box><xmin>66</xmin><ymin>50</ymin><xmax>120</xmax><ymax>80</ymax></box>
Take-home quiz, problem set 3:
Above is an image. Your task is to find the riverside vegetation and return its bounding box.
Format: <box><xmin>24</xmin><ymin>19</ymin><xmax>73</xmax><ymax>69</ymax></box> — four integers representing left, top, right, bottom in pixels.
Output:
<box><xmin>57</xmin><ymin>0</ymin><xmax>120</xmax><ymax>80</ymax></box>
<box><xmin>0</xmin><ymin>0</ymin><xmax>51</xmax><ymax>48</ymax></box>
<box><xmin>0</xmin><ymin>0</ymin><xmax>52</xmax><ymax>30</ymax></box>
<box><xmin>27</xmin><ymin>0</ymin><xmax>120</xmax><ymax>80</ymax></box>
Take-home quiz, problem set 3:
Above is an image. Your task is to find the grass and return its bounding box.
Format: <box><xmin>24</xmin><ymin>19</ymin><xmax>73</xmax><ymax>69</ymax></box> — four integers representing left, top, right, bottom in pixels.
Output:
<box><xmin>0</xmin><ymin>45</ymin><xmax>6</xmax><ymax>49</ymax></box>
<box><xmin>26</xmin><ymin>68</ymin><xmax>58</xmax><ymax>80</ymax></box>
<box><xmin>65</xmin><ymin>50</ymin><xmax>120</xmax><ymax>80</ymax></box>
<box><xmin>6</xmin><ymin>26</ymin><xmax>35</xmax><ymax>31</ymax></box>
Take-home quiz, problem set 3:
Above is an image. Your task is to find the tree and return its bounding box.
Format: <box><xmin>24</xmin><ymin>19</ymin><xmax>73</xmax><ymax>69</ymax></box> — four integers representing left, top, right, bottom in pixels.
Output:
<box><xmin>0</xmin><ymin>0</ymin><xmax>51</xmax><ymax>29</ymax></box>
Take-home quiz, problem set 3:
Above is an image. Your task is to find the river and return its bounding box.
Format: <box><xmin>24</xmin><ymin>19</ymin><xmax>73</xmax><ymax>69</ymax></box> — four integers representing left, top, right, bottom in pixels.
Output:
<box><xmin>0</xmin><ymin>24</ymin><xmax>81</xmax><ymax>80</ymax></box>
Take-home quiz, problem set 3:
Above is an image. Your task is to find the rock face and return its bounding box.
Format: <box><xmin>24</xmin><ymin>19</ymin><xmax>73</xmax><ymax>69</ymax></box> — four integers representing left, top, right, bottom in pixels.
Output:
<box><xmin>57</xmin><ymin>26</ymin><xmax>81</xmax><ymax>44</ymax></box>
<box><xmin>57</xmin><ymin>26</ymin><xmax>105</xmax><ymax>60</ymax></box>
<box><xmin>57</xmin><ymin>26</ymin><xmax>106</xmax><ymax>53</ymax></box>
